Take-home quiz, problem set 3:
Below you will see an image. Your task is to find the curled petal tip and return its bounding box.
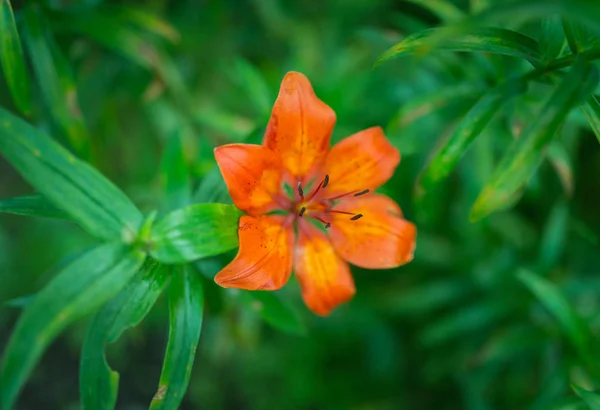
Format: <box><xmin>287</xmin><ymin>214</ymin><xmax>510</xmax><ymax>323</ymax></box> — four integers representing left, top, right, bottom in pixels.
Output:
<box><xmin>264</xmin><ymin>72</ymin><xmax>336</xmax><ymax>182</ymax></box>
<box><xmin>282</xmin><ymin>71</ymin><xmax>308</xmax><ymax>81</ymax></box>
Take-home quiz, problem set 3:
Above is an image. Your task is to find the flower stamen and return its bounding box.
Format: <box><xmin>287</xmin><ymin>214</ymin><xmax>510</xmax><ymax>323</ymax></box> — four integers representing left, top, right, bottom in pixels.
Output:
<box><xmin>329</xmin><ymin>210</ymin><xmax>354</xmax><ymax>216</ymax></box>
<box><xmin>306</xmin><ymin>174</ymin><xmax>330</xmax><ymax>202</ymax></box>
<box><xmin>354</xmin><ymin>189</ymin><xmax>370</xmax><ymax>197</ymax></box>
<box><xmin>350</xmin><ymin>213</ymin><xmax>363</xmax><ymax>221</ymax></box>
<box><xmin>311</xmin><ymin>215</ymin><xmax>332</xmax><ymax>229</ymax></box>
<box><xmin>299</xmin><ymin>207</ymin><xmax>306</xmax><ymax>217</ymax></box>
<box><xmin>297</xmin><ymin>181</ymin><xmax>304</xmax><ymax>199</ymax></box>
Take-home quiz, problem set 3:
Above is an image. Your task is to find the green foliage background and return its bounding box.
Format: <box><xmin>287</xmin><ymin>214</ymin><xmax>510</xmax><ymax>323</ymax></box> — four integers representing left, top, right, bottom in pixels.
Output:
<box><xmin>1</xmin><ymin>0</ymin><xmax>600</xmax><ymax>409</ymax></box>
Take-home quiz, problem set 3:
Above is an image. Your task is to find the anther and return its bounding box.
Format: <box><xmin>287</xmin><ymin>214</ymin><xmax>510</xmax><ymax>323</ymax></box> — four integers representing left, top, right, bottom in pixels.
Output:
<box><xmin>350</xmin><ymin>214</ymin><xmax>363</xmax><ymax>221</ymax></box>
<box><xmin>324</xmin><ymin>222</ymin><xmax>331</xmax><ymax>229</ymax></box>
<box><xmin>354</xmin><ymin>189</ymin><xmax>370</xmax><ymax>197</ymax></box>
<box><xmin>299</xmin><ymin>207</ymin><xmax>306</xmax><ymax>217</ymax></box>
<box><xmin>297</xmin><ymin>181</ymin><xmax>304</xmax><ymax>198</ymax></box>
<box><xmin>322</xmin><ymin>174</ymin><xmax>329</xmax><ymax>188</ymax></box>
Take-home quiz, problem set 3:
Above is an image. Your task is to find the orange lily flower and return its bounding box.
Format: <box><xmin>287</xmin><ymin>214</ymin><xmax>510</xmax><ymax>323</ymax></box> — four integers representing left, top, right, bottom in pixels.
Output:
<box><xmin>214</xmin><ymin>72</ymin><xmax>416</xmax><ymax>316</ymax></box>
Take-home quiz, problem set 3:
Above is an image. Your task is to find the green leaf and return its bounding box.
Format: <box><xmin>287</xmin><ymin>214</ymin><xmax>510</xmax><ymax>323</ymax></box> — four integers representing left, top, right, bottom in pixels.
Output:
<box><xmin>51</xmin><ymin>10</ymin><xmax>192</xmax><ymax>125</ymax></box>
<box><xmin>517</xmin><ymin>270</ymin><xmax>596</xmax><ymax>372</ymax></box>
<box><xmin>241</xmin><ymin>291</ymin><xmax>306</xmax><ymax>336</ymax></box>
<box><xmin>225</xmin><ymin>58</ymin><xmax>273</xmax><ymax>119</ymax></box>
<box><xmin>562</xmin><ymin>18</ymin><xmax>598</xmax><ymax>54</ymax></box>
<box><xmin>572</xmin><ymin>385</ymin><xmax>600</xmax><ymax>410</ymax></box>
<box><xmin>387</xmin><ymin>83</ymin><xmax>482</xmax><ymax>131</ymax></box>
<box><xmin>418</xmin><ymin>78</ymin><xmax>527</xmax><ymax>194</ymax></box>
<box><xmin>0</xmin><ymin>243</ymin><xmax>144</xmax><ymax>410</ymax></box>
<box><xmin>456</xmin><ymin>1</ymin><xmax>600</xmax><ymax>38</ymax></box>
<box><xmin>150</xmin><ymin>265</ymin><xmax>203</xmax><ymax>410</ymax></box>
<box><xmin>405</xmin><ymin>0</ymin><xmax>465</xmax><ymax>22</ymax></box>
<box><xmin>149</xmin><ymin>203</ymin><xmax>242</xmax><ymax>264</ymax></box>
<box><xmin>538</xmin><ymin>201</ymin><xmax>569</xmax><ymax>271</ymax></box>
<box><xmin>159</xmin><ymin>132</ymin><xmax>191</xmax><ymax>212</ymax></box>
<box><xmin>3</xmin><ymin>294</ymin><xmax>36</xmax><ymax>308</ymax></box>
<box><xmin>0</xmin><ymin>109</ymin><xmax>143</xmax><ymax>241</ymax></box>
<box><xmin>374</xmin><ymin>279</ymin><xmax>471</xmax><ymax>317</ymax></box>
<box><xmin>22</xmin><ymin>5</ymin><xmax>90</xmax><ymax>157</ymax></box>
<box><xmin>51</xmin><ymin>11</ymin><xmax>155</xmax><ymax>70</ymax></box>
<box><xmin>0</xmin><ymin>193</ymin><xmax>70</xmax><ymax>219</ymax></box>
<box><xmin>80</xmin><ymin>258</ymin><xmax>170</xmax><ymax>410</ymax></box>
<box><xmin>539</xmin><ymin>15</ymin><xmax>566</xmax><ymax>61</ymax></box>
<box><xmin>547</xmin><ymin>141</ymin><xmax>574</xmax><ymax>196</ymax></box>
<box><xmin>193</xmin><ymin>166</ymin><xmax>232</xmax><ymax>204</ymax></box>
<box><xmin>110</xmin><ymin>5</ymin><xmax>180</xmax><ymax>44</ymax></box>
<box><xmin>580</xmin><ymin>95</ymin><xmax>600</xmax><ymax>144</ymax></box>
<box><xmin>470</xmin><ymin>59</ymin><xmax>599</xmax><ymax>221</ymax></box>
<box><xmin>419</xmin><ymin>301</ymin><xmax>508</xmax><ymax>347</ymax></box>
<box><xmin>0</xmin><ymin>0</ymin><xmax>32</xmax><ymax>115</ymax></box>
<box><xmin>563</xmin><ymin>19</ymin><xmax>584</xmax><ymax>54</ymax></box>
<box><xmin>374</xmin><ymin>27</ymin><xmax>544</xmax><ymax>69</ymax></box>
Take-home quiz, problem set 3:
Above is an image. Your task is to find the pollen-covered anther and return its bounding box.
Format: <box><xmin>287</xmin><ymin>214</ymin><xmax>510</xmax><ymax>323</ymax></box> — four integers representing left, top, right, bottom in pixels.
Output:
<box><xmin>350</xmin><ymin>213</ymin><xmax>363</xmax><ymax>221</ymax></box>
<box><xmin>322</xmin><ymin>174</ymin><xmax>329</xmax><ymax>188</ymax></box>
<box><xmin>324</xmin><ymin>222</ymin><xmax>331</xmax><ymax>229</ymax></box>
<box><xmin>297</xmin><ymin>181</ymin><xmax>304</xmax><ymax>199</ymax></box>
<box><xmin>299</xmin><ymin>207</ymin><xmax>306</xmax><ymax>217</ymax></box>
<box><xmin>354</xmin><ymin>189</ymin><xmax>370</xmax><ymax>197</ymax></box>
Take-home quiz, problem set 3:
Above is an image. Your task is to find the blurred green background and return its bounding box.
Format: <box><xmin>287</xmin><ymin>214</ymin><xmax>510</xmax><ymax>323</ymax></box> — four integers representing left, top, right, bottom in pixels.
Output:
<box><xmin>2</xmin><ymin>0</ymin><xmax>600</xmax><ymax>409</ymax></box>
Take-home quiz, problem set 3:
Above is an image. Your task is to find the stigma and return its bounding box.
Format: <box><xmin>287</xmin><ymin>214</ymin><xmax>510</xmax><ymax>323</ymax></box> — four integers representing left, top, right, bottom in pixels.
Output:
<box><xmin>294</xmin><ymin>174</ymin><xmax>368</xmax><ymax>229</ymax></box>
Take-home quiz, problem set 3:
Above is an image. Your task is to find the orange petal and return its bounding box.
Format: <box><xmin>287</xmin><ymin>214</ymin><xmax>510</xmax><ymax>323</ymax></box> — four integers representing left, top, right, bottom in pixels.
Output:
<box><xmin>263</xmin><ymin>72</ymin><xmax>336</xmax><ymax>183</ymax></box>
<box><xmin>323</xmin><ymin>127</ymin><xmax>400</xmax><ymax>196</ymax></box>
<box><xmin>214</xmin><ymin>144</ymin><xmax>283</xmax><ymax>216</ymax></box>
<box><xmin>215</xmin><ymin>215</ymin><xmax>293</xmax><ymax>290</ymax></box>
<box><xmin>294</xmin><ymin>223</ymin><xmax>355</xmax><ymax>316</ymax></box>
<box><xmin>328</xmin><ymin>194</ymin><xmax>416</xmax><ymax>269</ymax></box>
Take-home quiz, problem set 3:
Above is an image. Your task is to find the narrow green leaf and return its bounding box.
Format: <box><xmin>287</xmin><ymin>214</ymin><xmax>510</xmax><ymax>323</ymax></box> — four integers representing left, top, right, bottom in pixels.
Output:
<box><xmin>374</xmin><ymin>280</ymin><xmax>471</xmax><ymax>316</ymax></box>
<box><xmin>226</xmin><ymin>58</ymin><xmax>273</xmax><ymax>119</ymax></box>
<box><xmin>51</xmin><ymin>11</ymin><xmax>192</xmax><ymax>122</ymax></box>
<box><xmin>51</xmin><ymin>12</ymin><xmax>155</xmax><ymax>69</ymax></box>
<box><xmin>375</xmin><ymin>27</ymin><xmax>544</xmax><ymax>69</ymax></box>
<box><xmin>150</xmin><ymin>266</ymin><xmax>203</xmax><ymax>410</ymax></box>
<box><xmin>517</xmin><ymin>270</ymin><xmax>596</xmax><ymax>372</ymax></box>
<box><xmin>0</xmin><ymin>0</ymin><xmax>32</xmax><ymax>115</ymax></box>
<box><xmin>241</xmin><ymin>291</ymin><xmax>306</xmax><ymax>336</ymax></box>
<box><xmin>0</xmin><ymin>109</ymin><xmax>143</xmax><ymax>241</ymax></box>
<box><xmin>547</xmin><ymin>141</ymin><xmax>574</xmax><ymax>196</ymax></box>
<box><xmin>159</xmin><ymin>132</ymin><xmax>191</xmax><ymax>212</ymax></box>
<box><xmin>0</xmin><ymin>243</ymin><xmax>145</xmax><ymax>410</ymax></box>
<box><xmin>469</xmin><ymin>0</ymin><xmax>491</xmax><ymax>13</ymax></box>
<box><xmin>470</xmin><ymin>60</ymin><xmax>599</xmax><ymax>221</ymax></box>
<box><xmin>580</xmin><ymin>95</ymin><xmax>600</xmax><ymax>144</ymax></box>
<box><xmin>538</xmin><ymin>201</ymin><xmax>569</xmax><ymax>271</ymax></box>
<box><xmin>563</xmin><ymin>19</ymin><xmax>583</xmax><ymax>54</ymax></box>
<box><xmin>563</xmin><ymin>18</ymin><xmax>598</xmax><ymax>53</ymax></box>
<box><xmin>405</xmin><ymin>0</ymin><xmax>465</xmax><ymax>22</ymax></box>
<box><xmin>418</xmin><ymin>78</ymin><xmax>527</xmax><ymax>194</ymax></box>
<box><xmin>419</xmin><ymin>302</ymin><xmax>507</xmax><ymax>347</ymax></box>
<box><xmin>388</xmin><ymin>83</ymin><xmax>482</xmax><ymax>131</ymax></box>
<box><xmin>573</xmin><ymin>385</ymin><xmax>600</xmax><ymax>410</ymax></box>
<box><xmin>149</xmin><ymin>203</ymin><xmax>242</xmax><ymax>264</ymax></box>
<box><xmin>0</xmin><ymin>193</ymin><xmax>70</xmax><ymax>219</ymax></box>
<box><xmin>22</xmin><ymin>5</ymin><xmax>90</xmax><ymax>157</ymax></box>
<box><xmin>456</xmin><ymin>1</ymin><xmax>600</xmax><ymax>38</ymax></box>
<box><xmin>80</xmin><ymin>258</ymin><xmax>170</xmax><ymax>410</ymax></box>
<box><xmin>193</xmin><ymin>166</ymin><xmax>232</xmax><ymax>204</ymax></box>
<box><xmin>111</xmin><ymin>5</ymin><xmax>180</xmax><ymax>44</ymax></box>
<box><xmin>539</xmin><ymin>15</ymin><xmax>566</xmax><ymax>61</ymax></box>
<box><xmin>3</xmin><ymin>294</ymin><xmax>35</xmax><ymax>308</ymax></box>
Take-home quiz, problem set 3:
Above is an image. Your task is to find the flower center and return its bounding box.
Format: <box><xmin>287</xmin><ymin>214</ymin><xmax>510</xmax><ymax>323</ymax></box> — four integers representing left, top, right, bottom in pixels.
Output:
<box><xmin>292</xmin><ymin>174</ymin><xmax>368</xmax><ymax>230</ymax></box>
